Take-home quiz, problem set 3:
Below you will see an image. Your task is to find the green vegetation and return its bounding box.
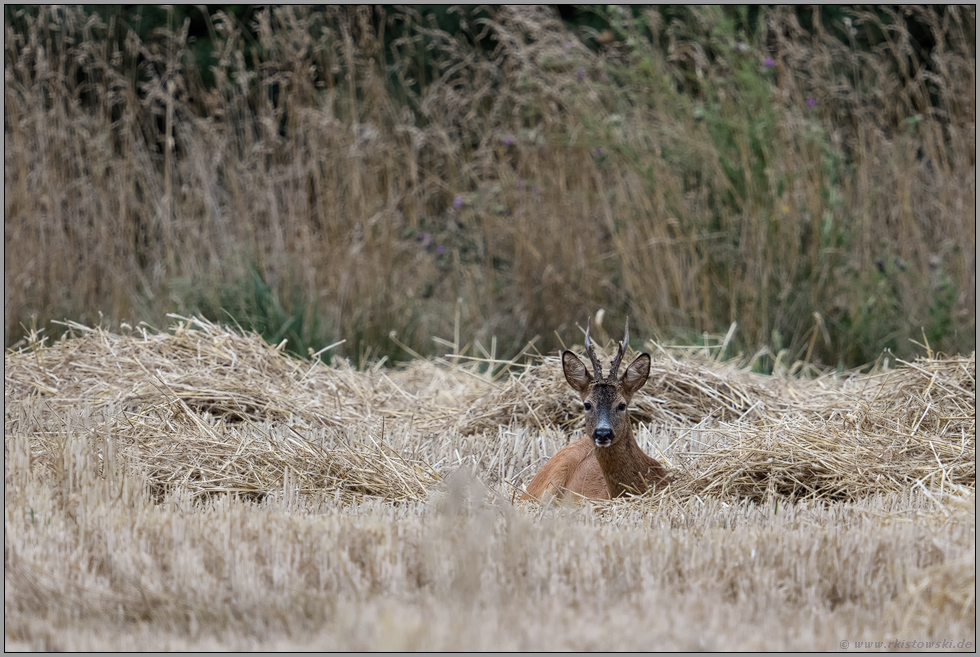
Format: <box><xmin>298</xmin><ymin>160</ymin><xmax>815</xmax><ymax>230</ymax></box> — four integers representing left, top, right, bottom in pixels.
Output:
<box><xmin>4</xmin><ymin>5</ymin><xmax>975</xmax><ymax>368</ymax></box>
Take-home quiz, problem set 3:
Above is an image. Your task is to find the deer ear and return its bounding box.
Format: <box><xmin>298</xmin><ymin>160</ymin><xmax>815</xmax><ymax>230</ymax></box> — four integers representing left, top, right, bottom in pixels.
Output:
<box><xmin>621</xmin><ymin>353</ymin><xmax>650</xmax><ymax>398</ymax></box>
<box><xmin>562</xmin><ymin>350</ymin><xmax>592</xmax><ymax>396</ymax></box>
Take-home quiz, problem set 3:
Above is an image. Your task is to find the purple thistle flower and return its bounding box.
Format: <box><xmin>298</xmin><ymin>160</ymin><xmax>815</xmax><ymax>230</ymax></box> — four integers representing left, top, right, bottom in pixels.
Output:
<box><xmin>763</xmin><ymin>57</ymin><xmax>775</xmax><ymax>68</ymax></box>
<box><xmin>501</xmin><ymin>134</ymin><xmax>516</xmax><ymax>147</ymax></box>
<box><xmin>417</xmin><ymin>232</ymin><xmax>430</xmax><ymax>243</ymax></box>
<box><xmin>453</xmin><ymin>196</ymin><xmax>464</xmax><ymax>210</ymax></box>
<box><xmin>437</xmin><ymin>245</ymin><xmax>446</xmax><ymax>255</ymax></box>
<box><xmin>576</xmin><ymin>68</ymin><xmax>585</xmax><ymax>83</ymax></box>
<box><xmin>806</xmin><ymin>97</ymin><xmax>817</xmax><ymax>107</ymax></box>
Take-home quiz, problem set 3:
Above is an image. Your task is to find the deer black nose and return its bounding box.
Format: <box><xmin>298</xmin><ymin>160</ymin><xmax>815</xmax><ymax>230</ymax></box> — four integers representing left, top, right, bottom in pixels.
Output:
<box><xmin>593</xmin><ymin>428</ymin><xmax>614</xmax><ymax>447</ymax></box>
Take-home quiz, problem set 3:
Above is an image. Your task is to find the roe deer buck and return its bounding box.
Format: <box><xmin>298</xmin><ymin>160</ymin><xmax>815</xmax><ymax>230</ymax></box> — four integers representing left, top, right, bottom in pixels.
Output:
<box><xmin>523</xmin><ymin>318</ymin><xmax>668</xmax><ymax>502</ymax></box>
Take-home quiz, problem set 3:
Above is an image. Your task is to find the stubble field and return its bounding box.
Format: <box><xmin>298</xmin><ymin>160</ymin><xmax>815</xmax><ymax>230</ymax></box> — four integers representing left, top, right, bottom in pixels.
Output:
<box><xmin>4</xmin><ymin>317</ymin><xmax>975</xmax><ymax>650</ymax></box>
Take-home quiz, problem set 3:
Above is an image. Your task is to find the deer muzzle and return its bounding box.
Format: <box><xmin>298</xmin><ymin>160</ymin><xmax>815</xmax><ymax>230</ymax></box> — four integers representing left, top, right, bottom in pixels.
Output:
<box><xmin>593</xmin><ymin>427</ymin><xmax>614</xmax><ymax>447</ymax></box>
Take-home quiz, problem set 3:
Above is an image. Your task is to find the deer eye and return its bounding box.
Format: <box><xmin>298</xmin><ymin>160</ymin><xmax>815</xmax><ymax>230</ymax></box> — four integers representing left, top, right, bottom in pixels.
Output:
<box><xmin>618</xmin><ymin>402</ymin><xmax>627</xmax><ymax>411</ymax></box>
<box><xmin>583</xmin><ymin>402</ymin><xmax>592</xmax><ymax>411</ymax></box>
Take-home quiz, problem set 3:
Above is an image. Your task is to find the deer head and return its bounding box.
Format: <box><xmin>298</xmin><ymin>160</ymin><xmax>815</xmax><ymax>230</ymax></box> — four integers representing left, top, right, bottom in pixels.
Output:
<box><xmin>562</xmin><ymin>317</ymin><xmax>650</xmax><ymax>448</ymax></box>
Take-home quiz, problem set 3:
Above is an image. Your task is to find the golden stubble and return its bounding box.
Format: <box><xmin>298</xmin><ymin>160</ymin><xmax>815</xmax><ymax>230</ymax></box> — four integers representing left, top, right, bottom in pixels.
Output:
<box><xmin>4</xmin><ymin>320</ymin><xmax>975</xmax><ymax>650</ymax></box>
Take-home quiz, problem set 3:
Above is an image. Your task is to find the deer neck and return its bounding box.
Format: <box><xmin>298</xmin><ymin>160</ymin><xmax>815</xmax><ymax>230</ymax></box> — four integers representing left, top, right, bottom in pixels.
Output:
<box><xmin>592</xmin><ymin>428</ymin><xmax>659</xmax><ymax>498</ymax></box>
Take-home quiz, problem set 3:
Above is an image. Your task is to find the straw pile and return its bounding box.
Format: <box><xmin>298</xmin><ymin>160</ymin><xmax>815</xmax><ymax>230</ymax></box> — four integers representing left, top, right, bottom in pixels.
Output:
<box><xmin>4</xmin><ymin>316</ymin><xmax>975</xmax><ymax>505</ymax></box>
<box><xmin>453</xmin><ymin>347</ymin><xmax>796</xmax><ymax>435</ymax></box>
<box><xmin>4</xmin><ymin>316</ymin><xmax>441</xmax><ymax>503</ymax></box>
<box><xmin>671</xmin><ymin>353</ymin><xmax>975</xmax><ymax>502</ymax></box>
<box><xmin>5</xmin><ymin>316</ymin><xmax>448</xmax><ymax>427</ymax></box>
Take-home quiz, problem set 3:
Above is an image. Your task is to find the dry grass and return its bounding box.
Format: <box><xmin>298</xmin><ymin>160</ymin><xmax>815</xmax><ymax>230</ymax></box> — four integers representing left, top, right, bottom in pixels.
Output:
<box><xmin>4</xmin><ymin>5</ymin><xmax>975</xmax><ymax>364</ymax></box>
<box><xmin>4</xmin><ymin>318</ymin><xmax>975</xmax><ymax>650</ymax></box>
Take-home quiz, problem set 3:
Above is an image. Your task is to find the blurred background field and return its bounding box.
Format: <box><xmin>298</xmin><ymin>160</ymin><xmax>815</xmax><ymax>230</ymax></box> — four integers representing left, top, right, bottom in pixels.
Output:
<box><xmin>3</xmin><ymin>5</ymin><xmax>975</xmax><ymax>369</ymax></box>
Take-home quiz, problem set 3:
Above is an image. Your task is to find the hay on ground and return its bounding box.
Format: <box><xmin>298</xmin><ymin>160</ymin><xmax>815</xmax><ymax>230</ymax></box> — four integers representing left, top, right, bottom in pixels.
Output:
<box><xmin>4</xmin><ymin>316</ymin><xmax>975</xmax><ymax>505</ymax></box>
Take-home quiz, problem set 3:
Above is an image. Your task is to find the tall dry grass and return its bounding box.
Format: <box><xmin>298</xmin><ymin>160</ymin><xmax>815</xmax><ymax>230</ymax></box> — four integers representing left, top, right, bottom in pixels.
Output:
<box><xmin>3</xmin><ymin>318</ymin><xmax>975</xmax><ymax>649</ymax></box>
<box><xmin>3</xmin><ymin>5</ymin><xmax>976</xmax><ymax>365</ymax></box>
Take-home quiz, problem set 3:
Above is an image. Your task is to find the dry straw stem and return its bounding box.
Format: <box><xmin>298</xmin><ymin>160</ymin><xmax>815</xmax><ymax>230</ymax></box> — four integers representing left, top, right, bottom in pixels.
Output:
<box><xmin>5</xmin><ymin>316</ymin><xmax>442</xmax><ymax>503</ymax></box>
<box><xmin>5</xmin><ymin>316</ymin><xmax>975</xmax><ymax>505</ymax></box>
<box><xmin>883</xmin><ymin>484</ymin><xmax>976</xmax><ymax>634</ymax></box>
<box><xmin>673</xmin><ymin>352</ymin><xmax>976</xmax><ymax>502</ymax></box>
<box><xmin>4</xmin><ymin>467</ymin><xmax>974</xmax><ymax>650</ymax></box>
<box><xmin>4</xmin><ymin>317</ymin><xmax>976</xmax><ymax>649</ymax></box>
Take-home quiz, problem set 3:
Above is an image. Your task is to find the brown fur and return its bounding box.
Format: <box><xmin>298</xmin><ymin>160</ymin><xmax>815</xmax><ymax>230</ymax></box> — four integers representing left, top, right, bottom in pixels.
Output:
<box><xmin>523</xmin><ymin>328</ymin><xmax>669</xmax><ymax>503</ymax></box>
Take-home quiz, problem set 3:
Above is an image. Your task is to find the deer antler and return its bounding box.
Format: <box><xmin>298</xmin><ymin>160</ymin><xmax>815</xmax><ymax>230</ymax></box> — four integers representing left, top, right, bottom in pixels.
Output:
<box><xmin>608</xmin><ymin>316</ymin><xmax>629</xmax><ymax>380</ymax></box>
<box><xmin>583</xmin><ymin>317</ymin><xmax>604</xmax><ymax>380</ymax></box>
